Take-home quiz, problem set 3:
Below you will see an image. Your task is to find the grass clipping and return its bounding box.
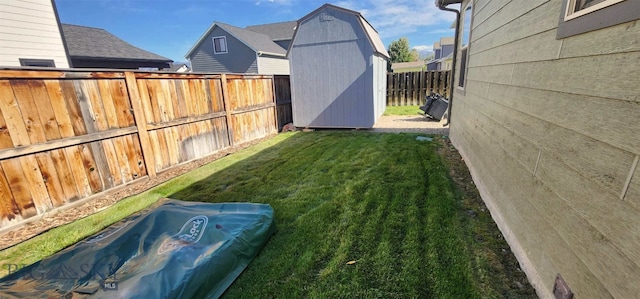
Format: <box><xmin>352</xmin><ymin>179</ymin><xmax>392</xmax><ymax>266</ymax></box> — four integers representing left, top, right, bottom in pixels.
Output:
<box><xmin>0</xmin><ymin>132</ymin><xmax>535</xmax><ymax>298</ymax></box>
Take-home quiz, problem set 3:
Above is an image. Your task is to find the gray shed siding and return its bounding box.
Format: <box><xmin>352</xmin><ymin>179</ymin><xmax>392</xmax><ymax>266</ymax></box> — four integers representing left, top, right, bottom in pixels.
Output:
<box><xmin>450</xmin><ymin>0</ymin><xmax>640</xmax><ymax>298</ymax></box>
<box><xmin>289</xmin><ymin>7</ymin><xmax>384</xmax><ymax>128</ymax></box>
<box><xmin>189</xmin><ymin>26</ymin><xmax>257</xmax><ymax>73</ymax></box>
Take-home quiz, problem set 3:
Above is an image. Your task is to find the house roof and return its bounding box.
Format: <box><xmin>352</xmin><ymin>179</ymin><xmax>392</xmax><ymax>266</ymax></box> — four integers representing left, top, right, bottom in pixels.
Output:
<box><xmin>165</xmin><ymin>62</ymin><xmax>190</xmax><ymax>72</ymax></box>
<box><xmin>245</xmin><ymin>21</ymin><xmax>297</xmax><ymax>41</ymax></box>
<box><xmin>61</xmin><ymin>24</ymin><xmax>172</xmax><ymax>63</ymax></box>
<box><xmin>185</xmin><ymin>21</ymin><xmax>287</xmax><ymax>58</ymax></box>
<box><xmin>288</xmin><ymin>4</ymin><xmax>389</xmax><ymax>59</ymax></box>
<box><xmin>391</xmin><ymin>61</ymin><xmax>425</xmax><ymax>70</ymax></box>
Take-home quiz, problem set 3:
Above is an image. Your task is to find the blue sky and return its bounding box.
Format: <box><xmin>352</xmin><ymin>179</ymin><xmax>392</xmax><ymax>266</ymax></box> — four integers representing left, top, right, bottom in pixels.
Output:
<box><xmin>55</xmin><ymin>0</ymin><xmax>457</xmax><ymax>63</ymax></box>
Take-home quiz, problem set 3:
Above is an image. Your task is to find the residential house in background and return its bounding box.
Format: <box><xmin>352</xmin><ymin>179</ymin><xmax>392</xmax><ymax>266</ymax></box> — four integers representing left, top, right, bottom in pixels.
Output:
<box><xmin>0</xmin><ymin>0</ymin><xmax>70</xmax><ymax>68</ymax></box>
<box><xmin>288</xmin><ymin>4</ymin><xmax>389</xmax><ymax>128</ymax></box>
<box><xmin>426</xmin><ymin>37</ymin><xmax>454</xmax><ymax>71</ymax></box>
<box><xmin>390</xmin><ymin>61</ymin><xmax>425</xmax><ymax>73</ymax></box>
<box><xmin>61</xmin><ymin>24</ymin><xmax>172</xmax><ymax>69</ymax></box>
<box><xmin>245</xmin><ymin>21</ymin><xmax>297</xmax><ymax>52</ymax></box>
<box><xmin>437</xmin><ymin>0</ymin><xmax>640</xmax><ymax>297</ymax></box>
<box><xmin>185</xmin><ymin>21</ymin><xmax>296</xmax><ymax>75</ymax></box>
<box><xmin>165</xmin><ymin>62</ymin><xmax>191</xmax><ymax>73</ymax></box>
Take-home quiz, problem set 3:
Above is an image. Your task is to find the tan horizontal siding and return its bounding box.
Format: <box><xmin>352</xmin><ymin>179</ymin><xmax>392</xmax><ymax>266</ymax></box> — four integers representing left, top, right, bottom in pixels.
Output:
<box><xmin>559</xmin><ymin>20</ymin><xmax>640</xmax><ymax>58</ymax></box>
<box><xmin>510</xmin><ymin>52</ymin><xmax>640</xmax><ymax>103</ymax></box>
<box><xmin>452</xmin><ymin>99</ymin><xmax>612</xmax><ymax>298</ymax></box>
<box><xmin>453</xmin><ymin>0</ymin><xmax>640</xmax><ymax>297</ymax></box>
<box><xmin>471</xmin><ymin>0</ymin><xmax>557</xmax><ymax>54</ymax></box>
<box><xmin>471</xmin><ymin>0</ymin><xmax>548</xmax><ymax>43</ymax></box>
<box><xmin>471</xmin><ymin>0</ymin><xmax>509</xmax><ymax>31</ymax></box>
<box><xmin>469</xmin><ymin>29</ymin><xmax>561</xmax><ymax>67</ymax></box>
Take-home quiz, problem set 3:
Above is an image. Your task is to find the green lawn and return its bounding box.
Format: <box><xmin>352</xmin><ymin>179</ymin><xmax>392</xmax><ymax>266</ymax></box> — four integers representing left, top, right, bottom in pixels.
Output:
<box><xmin>0</xmin><ymin>132</ymin><xmax>534</xmax><ymax>298</ymax></box>
<box><xmin>384</xmin><ymin>105</ymin><xmax>422</xmax><ymax>116</ymax></box>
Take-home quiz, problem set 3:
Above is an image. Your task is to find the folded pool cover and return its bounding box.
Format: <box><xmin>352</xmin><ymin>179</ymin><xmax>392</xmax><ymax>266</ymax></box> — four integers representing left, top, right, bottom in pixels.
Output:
<box><xmin>0</xmin><ymin>199</ymin><xmax>275</xmax><ymax>298</ymax></box>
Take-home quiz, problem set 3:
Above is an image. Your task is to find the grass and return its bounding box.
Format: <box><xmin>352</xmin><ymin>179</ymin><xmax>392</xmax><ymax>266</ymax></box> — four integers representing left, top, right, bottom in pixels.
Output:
<box><xmin>0</xmin><ymin>132</ymin><xmax>535</xmax><ymax>298</ymax></box>
<box><xmin>383</xmin><ymin>105</ymin><xmax>422</xmax><ymax>116</ymax></box>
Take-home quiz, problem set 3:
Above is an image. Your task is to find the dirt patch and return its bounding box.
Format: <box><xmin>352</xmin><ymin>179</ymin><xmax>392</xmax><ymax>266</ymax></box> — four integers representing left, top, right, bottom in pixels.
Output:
<box><xmin>0</xmin><ymin>136</ymin><xmax>272</xmax><ymax>250</ymax></box>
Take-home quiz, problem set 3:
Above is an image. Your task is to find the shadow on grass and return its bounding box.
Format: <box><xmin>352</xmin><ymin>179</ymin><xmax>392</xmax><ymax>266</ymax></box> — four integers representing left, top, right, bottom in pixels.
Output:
<box><xmin>168</xmin><ymin>131</ymin><xmax>505</xmax><ymax>298</ymax></box>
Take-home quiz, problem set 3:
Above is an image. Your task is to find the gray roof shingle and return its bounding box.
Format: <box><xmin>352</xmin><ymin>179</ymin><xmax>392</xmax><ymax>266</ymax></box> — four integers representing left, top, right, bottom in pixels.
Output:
<box><xmin>245</xmin><ymin>21</ymin><xmax>297</xmax><ymax>41</ymax></box>
<box><xmin>216</xmin><ymin>22</ymin><xmax>287</xmax><ymax>56</ymax></box>
<box><xmin>61</xmin><ymin>24</ymin><xmax>172</xmax><ymax>62</ymax></box>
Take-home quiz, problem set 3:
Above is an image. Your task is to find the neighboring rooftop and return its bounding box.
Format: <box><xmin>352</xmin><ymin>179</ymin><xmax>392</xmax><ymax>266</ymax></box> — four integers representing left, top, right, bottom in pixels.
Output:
<box><xmin>61</xmin><ymin>24</ymin><xmax>172</xmax><ymax>67</ymax></box>
<box><xmin>391</xmin><ymin>61</ymin><xmax>425</xmax><ymax>71</ymax></box>
<box><xmin>245</xmin><ymin>21</ymin><xmax>297</xmax><ymax>41</ymax></box>
<box><xmin>186</xmin><ymin>22</ymin><xmax>288</xmax><ymax>58</ymax></box>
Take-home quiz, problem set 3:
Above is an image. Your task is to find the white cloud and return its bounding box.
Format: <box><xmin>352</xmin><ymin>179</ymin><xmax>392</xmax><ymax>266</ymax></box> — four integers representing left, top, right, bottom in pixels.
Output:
<box><xmin>256</xmin><ymin>0</ymin><xmax>293</xmax><ymax>6</ymax></box>
<box><xmin>412</xmin><ymin>45</ymin><xmax>433</xmax><ymax>52</ymax></box>
<box><xmin>412</xmin><ymin>45</ymin><xmax>434</xmax><ymax>58</ymax></box>
<box><xmin>334</xmin><ymin>0</ymin><xmax>456</xmax><ymax>39</ymax></box>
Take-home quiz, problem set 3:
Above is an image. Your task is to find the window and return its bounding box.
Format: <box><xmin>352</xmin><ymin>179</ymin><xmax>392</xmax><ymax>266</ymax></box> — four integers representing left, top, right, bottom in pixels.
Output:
<box><xmin>564</xmin><ymin>0</ymin><xmax>624</xmax><ymax>20</ymax></box>
<box><xmin>212</xmin><ymin>36</ymin><xmax>228</xmax><ymax>54</ymax></box>
<box><xmin>19</xmin><ymin>58</ymin><xmax>56</xmax><ymax>67</ymax></box>
<box><xmin>458</xmin><ymin>2</ymin><xmax>473</xmax><ymax>88</ymax></box>
<box><xmin>557</xmin><ymin>0</ymin><xmax>639</xmax><ymax>39</ymax></box>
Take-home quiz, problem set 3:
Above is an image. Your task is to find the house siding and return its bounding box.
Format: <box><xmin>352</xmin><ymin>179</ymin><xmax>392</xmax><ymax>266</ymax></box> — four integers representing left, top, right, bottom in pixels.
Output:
<box><xmin>188</xmin><ymin>26</ymin><xmax>257</xmax><ymax>73</ymax></box>
<box><xmin>440</xmin><ymin>44</ymin><xmax>454</xmax><ymax>59</ymax></box>
<box><xmin>289</xmin><ymin>6</ymin><xmax>385</xmax><ymax>128</ymax></box>
<box><xmin>451</xmin><ymin>0</ymin><xmax>640</xmax><ymax>298</ymax></box>
<box><xmin>256</xmin><ymin>55</ymin><xmax>289</xmax><ymax>75</ymax></box>
<box><xmin>0</xmin><ymin>0</ymin><xmax>69</xmax><ymax>68</ymax></box>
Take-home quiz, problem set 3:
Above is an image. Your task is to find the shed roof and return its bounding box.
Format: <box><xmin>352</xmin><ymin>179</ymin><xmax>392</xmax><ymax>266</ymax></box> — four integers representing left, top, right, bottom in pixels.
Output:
<box><xmin>61</xmin><ymin>24</ymin><xmax>172</xmax><ymax>62</ymax></box>
<box><xmin>245</xmin><ymin>21</ymin><xmax>297</xmax><ymax>41</ymax></box>
<box><xmin>289</xmin><ymin>4</ymin><xmax>389</xmax><ymax>59</ymax></box>
<box><xmin>185</xmin><ymin>21</ymin><xmax>287</xmax><ymax>58</ymax></box>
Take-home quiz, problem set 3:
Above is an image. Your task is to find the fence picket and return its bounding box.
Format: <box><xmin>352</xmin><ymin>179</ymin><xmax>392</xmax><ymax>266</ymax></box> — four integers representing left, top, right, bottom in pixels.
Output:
<box><xmin>386</xmin><ymin>71</ymin><xmax>450</xmax><ymax>106</ymax></box>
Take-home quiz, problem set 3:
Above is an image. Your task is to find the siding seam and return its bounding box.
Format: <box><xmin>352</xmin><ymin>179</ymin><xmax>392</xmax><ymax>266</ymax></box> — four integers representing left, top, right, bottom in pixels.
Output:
<box><xmin>621</xmin><ymin>155</ymin><xmax>639</xmax><ymax>200</ymax></box>
<box><xmin>557</xmin><ymin>39</ymin><xmax>564</xmax><ymax>59</ymax></box>
<box><xmin>533</xmin><ymin>149</ymin><xmax>542</xmax><ymax>176</ymax></box>
<box><xmin>454</xmin><ymin>101</ymin><xmax>615</xmax><ymax>298</ymax></box>
<box><xmin>460</xmin><ymin>94</ymin><xmax>640</xmax><ymax>280</ymax></box>
<box><xmin>465</xmin><ymin>86</ymin><xmax>639</xmax><ymax>198</ymax></box>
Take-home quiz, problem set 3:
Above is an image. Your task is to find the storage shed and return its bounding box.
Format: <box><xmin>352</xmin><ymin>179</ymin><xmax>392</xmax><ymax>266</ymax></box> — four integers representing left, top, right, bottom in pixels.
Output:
<box><xmin>287</xmin><ymin>4</ymin><xmax>389</xmax><ymax>128</ymax></box>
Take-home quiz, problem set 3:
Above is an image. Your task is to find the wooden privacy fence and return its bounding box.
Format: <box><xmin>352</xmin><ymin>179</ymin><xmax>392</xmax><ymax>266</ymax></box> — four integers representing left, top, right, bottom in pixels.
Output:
<box><xmin>386</xmin><ymin>70</ymin><xmax>451</xmax><ymax>106</ymax></box>
<box><xmin>274</xmin><ymin>75</ymin><xmax>292</xmax><ymax>130</ymax></box>
<box><xmin>0</xmin><ymin>69</ymin><xmax>280</xmax><ymax>228</ymax></box>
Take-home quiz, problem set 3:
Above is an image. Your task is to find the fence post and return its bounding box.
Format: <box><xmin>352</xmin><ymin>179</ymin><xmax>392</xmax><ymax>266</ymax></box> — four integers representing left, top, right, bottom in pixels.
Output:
<box><xmin>270</xmin><ymin>76</ymin><xmax>279</xmax><ymax>131</ymax></box>
<box><xmin>220</xmin><ymin>74</ymin><xmax>235</xmax><ymax>147</ymax></box>
<box><xmin>124</xmin><ymin>72</ymin><xmax>156</xmax><ymax>178</ymax></box>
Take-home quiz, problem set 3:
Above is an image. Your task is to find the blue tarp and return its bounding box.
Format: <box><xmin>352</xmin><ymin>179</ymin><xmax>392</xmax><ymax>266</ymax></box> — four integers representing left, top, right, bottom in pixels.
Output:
<box><xmin>0</xmin><ymin>199</ymin><xmax>275</xmax><ymax>298</ymax></box>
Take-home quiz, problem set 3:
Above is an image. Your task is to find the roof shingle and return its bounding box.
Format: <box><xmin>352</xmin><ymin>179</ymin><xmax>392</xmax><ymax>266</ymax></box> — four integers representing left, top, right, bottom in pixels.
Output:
<box><xmin>216</xmin><ymin>22</ymin><xmax>287</xmax><ymax>56</ymax></box>
<box><xmin>245</xmin><ymin>21</ymin><xmax>297</xmax><ymax>41</ymax></box>
<box><xmin>61</xmin><ymin>24</ymin><xmax>172</xmax><ymax>62</ymax></box>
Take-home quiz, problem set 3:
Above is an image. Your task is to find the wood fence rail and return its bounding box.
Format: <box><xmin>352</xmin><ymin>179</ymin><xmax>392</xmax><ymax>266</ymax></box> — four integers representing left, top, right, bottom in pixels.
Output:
<box><xmin>386</xmin><ymin>70</ymin><xmax>451</xmax><ymax>106</ymax></box>
<box><xmin>0</xmin><ymin>69</ymin><xmax>280</xmax><ymax>228</ymax></box>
